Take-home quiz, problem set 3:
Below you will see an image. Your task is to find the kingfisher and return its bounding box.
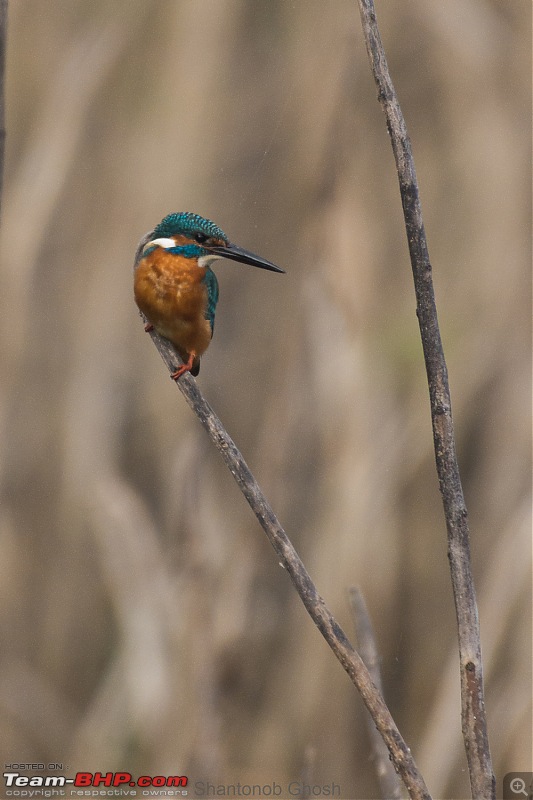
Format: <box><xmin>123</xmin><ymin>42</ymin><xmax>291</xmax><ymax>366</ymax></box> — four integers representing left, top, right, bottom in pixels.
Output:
<box><xmin>134</xmin><ymin>212</ymin><xmax>284</xmax><ymax>380</ymax></box>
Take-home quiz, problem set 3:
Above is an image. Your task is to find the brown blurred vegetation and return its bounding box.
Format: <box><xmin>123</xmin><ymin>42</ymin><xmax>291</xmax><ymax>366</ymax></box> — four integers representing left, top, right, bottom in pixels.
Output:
<box><xmin>0</xmin><ymin>1</ymin><xmax>531</xmax><ymax>798</ymax></box>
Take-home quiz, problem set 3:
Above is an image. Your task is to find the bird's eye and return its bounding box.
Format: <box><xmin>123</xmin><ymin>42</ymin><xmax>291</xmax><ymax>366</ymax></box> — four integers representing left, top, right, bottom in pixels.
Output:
<box><xmin>194</xmin><ymin>232</ymin><xmax>208</xmax><ymax>244</ymax></box>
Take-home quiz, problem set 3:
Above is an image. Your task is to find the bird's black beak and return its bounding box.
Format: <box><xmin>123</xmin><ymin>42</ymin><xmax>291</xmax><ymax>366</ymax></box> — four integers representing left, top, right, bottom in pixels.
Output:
<box><xmin>209</xmin><ymin>242</ymin><xmax>285</xmax><ymax>273</ymax></box>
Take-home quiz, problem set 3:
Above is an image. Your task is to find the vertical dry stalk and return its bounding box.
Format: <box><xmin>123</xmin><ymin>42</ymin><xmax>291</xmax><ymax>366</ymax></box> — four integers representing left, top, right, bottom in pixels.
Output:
<box><xmin>0</xmin><ymin>0</ymin><xmax>7</xmax><ymax>218</ymax></box>
<box><xmin>357</xmin><ymin>2</ymin><xmax>495</xmax><ymax>798</ymax></box>
<box><xmin>350</xmin><ymin>588</ymin><xmax>404</xmax><ymax>800</ymax></box>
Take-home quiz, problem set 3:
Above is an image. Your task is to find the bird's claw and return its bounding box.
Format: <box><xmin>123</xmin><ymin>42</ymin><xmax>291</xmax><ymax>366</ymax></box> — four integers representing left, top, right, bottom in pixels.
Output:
<box><xmin>170</xmin><ymin>364</ymin><xmax>189</xmax><ymax>381</ymax></box>
<box><xmin>170</xmin><ymin>352</ymin><xmax>196</xmax><ymax>381</ymax></box>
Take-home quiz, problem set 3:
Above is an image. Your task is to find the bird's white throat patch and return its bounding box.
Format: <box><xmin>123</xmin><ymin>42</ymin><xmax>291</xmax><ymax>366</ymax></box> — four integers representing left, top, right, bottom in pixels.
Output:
<box><xmin>198</xmin><ymin>253</ymin><xmax>223</xmax><ymax>268</ymax></box>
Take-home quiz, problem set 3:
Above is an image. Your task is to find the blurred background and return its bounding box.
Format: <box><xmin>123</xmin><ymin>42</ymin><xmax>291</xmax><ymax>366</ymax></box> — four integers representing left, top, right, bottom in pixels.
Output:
<box><xmin>0</xmin><ymin>1</ymin><xmax>530</xmax><ymax>798</ymax></box>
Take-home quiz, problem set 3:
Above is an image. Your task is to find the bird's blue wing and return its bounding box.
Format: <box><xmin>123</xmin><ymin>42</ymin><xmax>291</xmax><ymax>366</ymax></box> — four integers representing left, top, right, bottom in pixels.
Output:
<box><xmin>202</xmin><ymin>268</ymin><xmax>219</xmax><ymax>336</ymax></box>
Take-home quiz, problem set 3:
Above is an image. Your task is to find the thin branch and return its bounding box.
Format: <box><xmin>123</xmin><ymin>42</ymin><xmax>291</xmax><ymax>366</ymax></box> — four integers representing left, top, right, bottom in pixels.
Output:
<box><xmin>349</xmin><ymin>587</ymin><xmax>404</xmax><ymax>800</ymax></box>
<box><xmin>356</xmin><ymin>3</ymin><xmax>495</xmax><ymax>798</ymax></box>
<box><xmin>134</xmin><ymin>236</ymin><xmax>431</xmax><ymax>800</ymax></box>
<box><xmin>0</xmin><ymin>0</ymin><xmax>7</xmax><ymax>220</ymax></box>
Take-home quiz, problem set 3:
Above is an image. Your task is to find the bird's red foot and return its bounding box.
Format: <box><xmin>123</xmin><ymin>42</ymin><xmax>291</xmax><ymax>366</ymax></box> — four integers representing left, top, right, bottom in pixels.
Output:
<box><xmin>170</xmin><ymin>352</ymin><xmax>195</xmax><ymax>381</ymax></box>
<box><xmin>144</xmin><ymin>322</ymin><xmax>154</xmax><ymax>332</ymax></box>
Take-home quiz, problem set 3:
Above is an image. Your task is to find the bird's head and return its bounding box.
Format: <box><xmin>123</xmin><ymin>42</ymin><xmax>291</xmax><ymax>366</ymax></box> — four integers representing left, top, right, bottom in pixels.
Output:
<box><xmin>142</xmin><ymin>212</ymin><xmax>284</xmax><ymax>273</ymax></box>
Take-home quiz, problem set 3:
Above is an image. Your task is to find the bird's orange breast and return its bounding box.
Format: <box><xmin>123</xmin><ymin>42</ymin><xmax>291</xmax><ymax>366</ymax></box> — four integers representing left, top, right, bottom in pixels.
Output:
<box><xmin>134</xmin><ymin>250</ymin><xmax>212</xmax><ymax>359</ymax></box>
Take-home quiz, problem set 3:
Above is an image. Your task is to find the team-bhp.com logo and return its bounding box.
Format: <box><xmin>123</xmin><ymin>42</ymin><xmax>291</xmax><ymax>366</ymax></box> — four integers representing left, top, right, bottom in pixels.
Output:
<box><xmin>3</xmin><ymin>771</ymin><xmax>188</xmax><ymax>792</ymax></box>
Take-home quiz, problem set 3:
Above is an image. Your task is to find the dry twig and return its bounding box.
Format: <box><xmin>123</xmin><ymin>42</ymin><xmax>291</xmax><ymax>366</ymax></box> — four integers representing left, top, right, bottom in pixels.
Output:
<box><xmin>133</xmin><ymin>235</ymin><xmax>431</xmax><ymax>800</ymax></box>
<box><xmin>350</xmin><ymin>587</ymin><xmax>404</xmax><ymax>800</ymax></box>
<box><xmin>0</xmin><ymin>0</ymin><xmax>7</xmax><ymax>218</ymax></box>
<box><xmin>357</xmin><ymin>2</ymin><xmax>495</xmax><ymax>798</ymax></box>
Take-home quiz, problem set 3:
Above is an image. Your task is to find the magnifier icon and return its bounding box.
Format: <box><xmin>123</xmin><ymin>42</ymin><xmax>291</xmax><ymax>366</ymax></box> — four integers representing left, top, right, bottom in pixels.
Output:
<box><xmin>510</xmin><ymin>778</ymin><xmax>528</xmax><ymax>797</ymax></box>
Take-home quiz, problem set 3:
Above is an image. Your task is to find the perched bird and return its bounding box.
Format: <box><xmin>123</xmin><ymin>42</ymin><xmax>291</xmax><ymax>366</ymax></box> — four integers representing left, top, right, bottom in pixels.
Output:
<box><xmin>134</xmin><ymin>212</ymin><xmax>284</xmax><ymax>380</ymax></box>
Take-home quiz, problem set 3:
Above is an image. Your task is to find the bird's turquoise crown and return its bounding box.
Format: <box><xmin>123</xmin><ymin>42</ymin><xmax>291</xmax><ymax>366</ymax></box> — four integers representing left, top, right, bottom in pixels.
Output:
<box><xmin>153</xmin><ymin>212</ymin><xmax>227</xmax><ymax>242</ymax></box>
